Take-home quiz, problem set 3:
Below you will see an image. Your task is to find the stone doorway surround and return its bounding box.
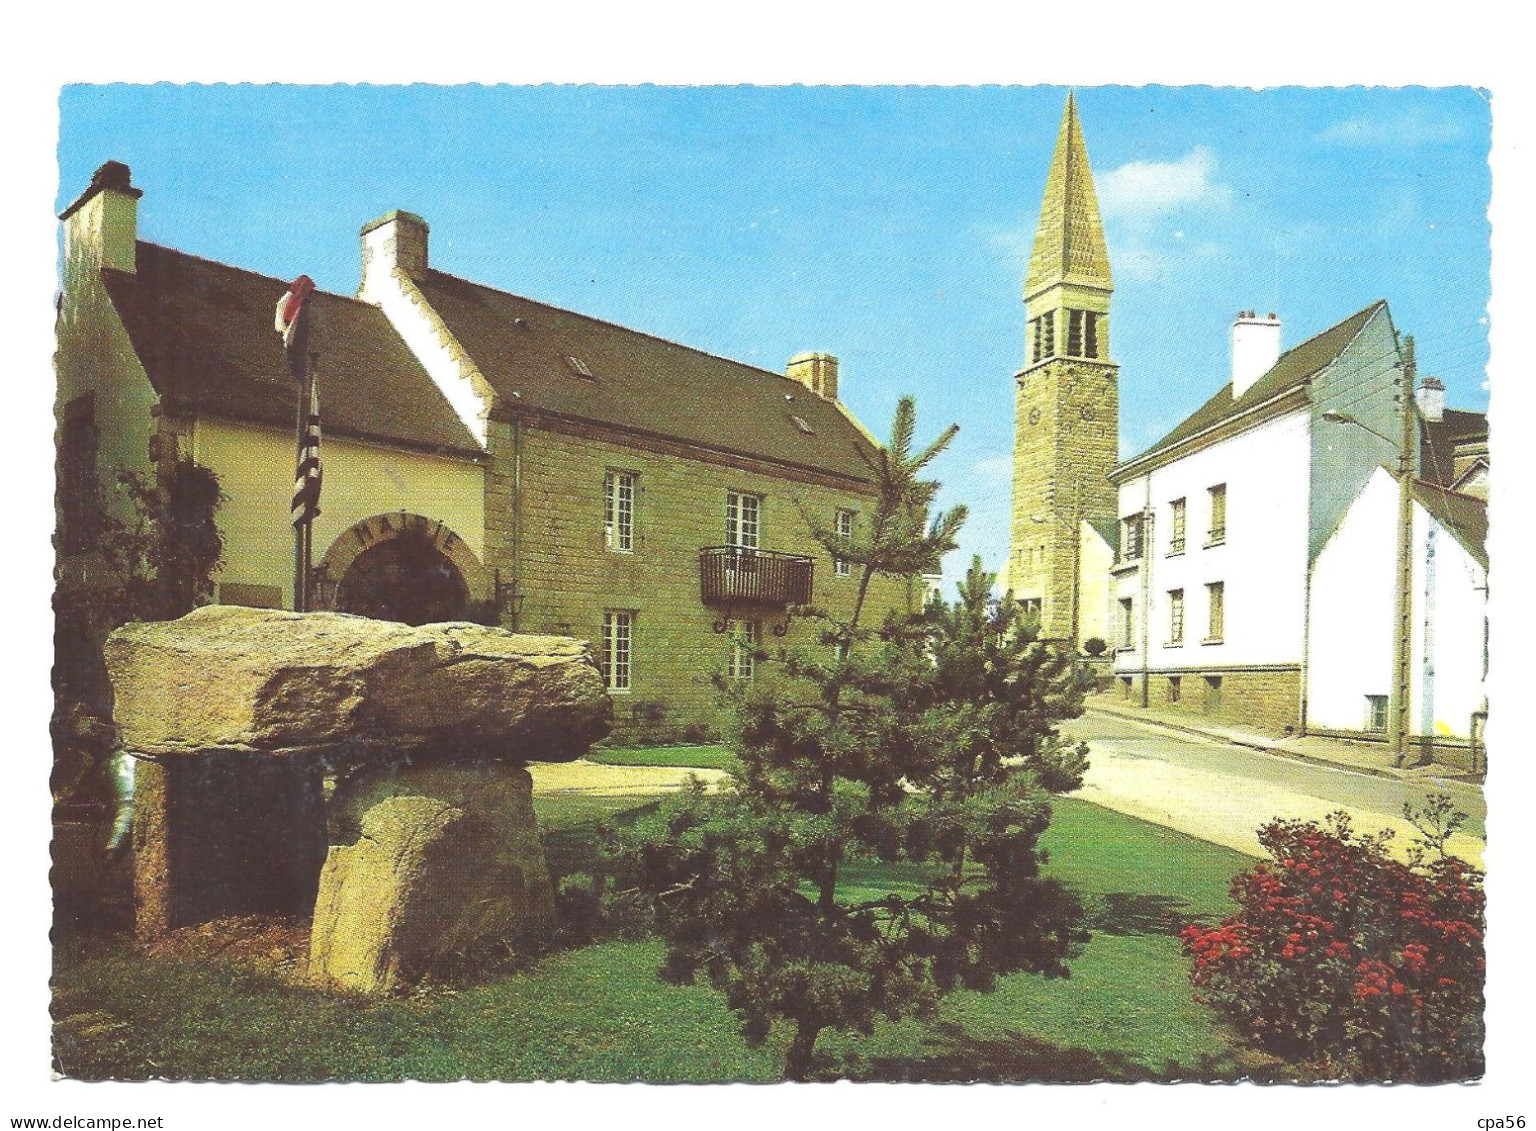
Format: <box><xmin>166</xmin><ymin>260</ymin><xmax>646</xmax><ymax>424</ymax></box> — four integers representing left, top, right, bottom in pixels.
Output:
<box><xmin>315</xmin><ymin>512</ymin><xmax>493</xmax><ymax>626</ymax></box>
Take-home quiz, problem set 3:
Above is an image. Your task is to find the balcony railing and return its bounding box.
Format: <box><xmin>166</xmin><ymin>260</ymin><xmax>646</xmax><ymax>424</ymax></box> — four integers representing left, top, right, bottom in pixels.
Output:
<box><xmin>700</xmin><ymin>546</ymin><xmax>815</xmax><ymax>608</ymax></box>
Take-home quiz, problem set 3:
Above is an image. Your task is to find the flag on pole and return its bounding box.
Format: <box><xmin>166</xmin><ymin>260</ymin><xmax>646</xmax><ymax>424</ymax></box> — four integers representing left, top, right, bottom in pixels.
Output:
<box><xmin>274</xmin><ymin>274</ymin><xmax>317</xmax><ymax>382</ymax></box>
<box><xmin>292</xmin><ymin>373</ymin><xmax>322</xmax><ymax>528</ymax></box>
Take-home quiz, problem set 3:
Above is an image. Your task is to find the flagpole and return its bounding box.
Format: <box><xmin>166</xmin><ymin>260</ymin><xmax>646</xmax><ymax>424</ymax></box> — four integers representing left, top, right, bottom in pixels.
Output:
<box><xmin>293</xmin><ymin>332</ymin><xmax>311</xmax><ymax>612</ymax></box>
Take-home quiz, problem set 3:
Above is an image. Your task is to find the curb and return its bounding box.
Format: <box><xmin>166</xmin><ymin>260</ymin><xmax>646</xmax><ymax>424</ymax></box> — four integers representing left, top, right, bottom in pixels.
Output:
<box><xmin>1083</xmin><ymin>704</ymin><xmax>1482</xmax><ymax>786</ymax></box>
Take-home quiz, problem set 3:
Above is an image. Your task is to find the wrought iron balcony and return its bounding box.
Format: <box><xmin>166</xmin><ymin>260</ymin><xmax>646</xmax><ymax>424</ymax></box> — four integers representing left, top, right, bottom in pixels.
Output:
<box><xmin>699</xmin><ymin>546</ymin><xmax>815</xmax><ymax>608</ymax></box>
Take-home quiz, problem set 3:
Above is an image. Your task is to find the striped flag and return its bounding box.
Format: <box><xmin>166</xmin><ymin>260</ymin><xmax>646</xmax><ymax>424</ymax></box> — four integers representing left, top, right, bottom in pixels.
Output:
<box><xmin>292</xmin><ymin>374</ymin><xmax>322</xmax><ymax>528</ymax></box>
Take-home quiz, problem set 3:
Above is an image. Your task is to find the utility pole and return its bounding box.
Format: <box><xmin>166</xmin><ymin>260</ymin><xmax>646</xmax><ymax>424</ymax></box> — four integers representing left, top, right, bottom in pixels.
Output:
<box><xmin>1390</xmin><ymin>336</ymin><xmax>1417</xmax><ymax>767</ymax></box>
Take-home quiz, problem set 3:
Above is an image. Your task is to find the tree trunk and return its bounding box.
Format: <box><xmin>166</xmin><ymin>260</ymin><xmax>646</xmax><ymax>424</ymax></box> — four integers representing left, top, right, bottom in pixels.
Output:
<box><xmin>784</xmin><ymin>1016</ymin><xmax>824</xmax><ymax>1081</ymax></box>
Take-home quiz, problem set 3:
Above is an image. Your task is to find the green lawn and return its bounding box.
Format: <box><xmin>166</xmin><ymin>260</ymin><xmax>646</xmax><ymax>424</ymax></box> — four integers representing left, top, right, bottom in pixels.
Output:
<box><xmin>53</xmin><ymin>791</ymin><xmax>1265</xmax><ymax>1082</ymax></box>
<box><xmin>585</xmin><ymin>744</ymin><xmax>740</xmax><ymax>772</ymax></box>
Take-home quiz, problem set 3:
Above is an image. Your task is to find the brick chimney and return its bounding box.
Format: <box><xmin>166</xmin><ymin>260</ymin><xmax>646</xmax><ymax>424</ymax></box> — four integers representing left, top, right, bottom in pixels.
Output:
<box><xmin>359</xmin><ymin>210</ymin><xmax>430</xmax><ymax>301</ymax></box>
<box><xmin>786</xmin><ymin>352</ymin><xmax>839</xmax><ymax>402</ymax></box>
<box><xmin>1230</xmin><ymin>311</ymin><xmax>1282</xmax><ymax>399</ymax></box>
<box><xmin>59</xmin><ymin>160</ymin><xmax>141</xmax><ymax>275</ymax></box>
<box><xmin>1416</xmin><ymin>375</ymin><xmax>1445</xmax><ymax>423</ymax></box>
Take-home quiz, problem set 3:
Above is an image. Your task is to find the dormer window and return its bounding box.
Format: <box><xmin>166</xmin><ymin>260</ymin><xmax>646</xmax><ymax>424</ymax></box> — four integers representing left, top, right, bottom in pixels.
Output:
<box><xmin>565</xmin><ymin>355</ymin><xmax>595</xmax><ymax>379</ymax></box>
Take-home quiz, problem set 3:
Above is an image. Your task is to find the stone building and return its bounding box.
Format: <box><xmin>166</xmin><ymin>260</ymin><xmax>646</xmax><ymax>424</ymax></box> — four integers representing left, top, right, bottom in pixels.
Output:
<box><xmin>56</xmin><ymin>162</ymin><xmax>913</xmax><ymax>740</ymax></box>
<box><xmin>1008</xmin><ymin>92</ymin><xmax>1118</xmax><ymax>650</ymax></box>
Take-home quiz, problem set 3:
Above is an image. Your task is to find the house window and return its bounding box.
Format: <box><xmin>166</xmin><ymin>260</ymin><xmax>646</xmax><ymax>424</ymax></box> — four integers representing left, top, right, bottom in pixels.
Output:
<box><xmin>601</xmin><ymin>611</ymin><xmax>633</xmax><ymax>693</ymax></box>
<box><xmin>1205</xmin><ymin>581</ymin><xmax>1225</xmax><ymax>643</ymax></box>
<box><xmin>59</xmin><ymin>394</ymin><xmax>99</xmax><ymax>555</ymax></box>
<box><xmin>1207</xmin><ymin>484</ymin><xmax>1227</xmax><ymax>545</ymax></box>
<box><xmin>604</xmin><ymin>471</ymin><xmax>636</xmax><ymax>553</ymax></box>
<box><xmin>1168</xmin><ymin>588</ymin><xmax>1185</xmax><ymax>645</ymax></box>
<box><xmin>833</xmin><ymin>508</ymin><xmax>854</xmax><ymax>577</ymax></box>
<box><xmin>726</xmin><ymin>491</ymin><xmax>761</xmax><ymax>550</ymax></box>
<box><xmin>1168</xmin><ymin>675</ymin><xmax>1182</xmax><ymax>704</ymax></box>
<box><xmin>1365</xmin><ymin>694</ymin><xmax>1389</xmax><ymax>733</ymax></box>
<box><xmin>1121</xmin><ymin>512</ymin><xmax>1145</xmax><ymax>562</ymax></box>
<box><xmin>727</xmin><ymin>619</ymin><xmax>760</xmax><ymax>681</ymax></box>
<box><xmin>1169</xmin><ymin>498</ymin><xmax>1187</xmax><ymax>555</ymax></box>
<box><xmin>1118</xmin><ymin>597</ymin><xmax>1136</xmax><ymax>651</ymax></box>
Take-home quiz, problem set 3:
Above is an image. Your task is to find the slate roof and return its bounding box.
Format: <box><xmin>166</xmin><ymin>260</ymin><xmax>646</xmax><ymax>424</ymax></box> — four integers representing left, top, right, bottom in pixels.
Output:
<box><xmin>1421</xmin><ymin>407</ymin><xmax>1488</xmax><ymax>488</ymax></box>
<box><xmin>1410</xmin><ymin>479</ymin><xmax>1488</xmax><ymax>569</ymax></box>
<box><xmin>102</xmin><ymin>243</ymin><xmax>482</xmax><ymax>456</ymax></box>
<box><xmin>1025</xmin><ymin>91</ymin><xmax>1112</xmax><ymax>298</ymax></box>
<box><xmin>413</xmin><ymin>270</ymin><xmax>880</xmax><ymax>484</ymax></box>
<box><xmin>1122</xmin><ymin>301</ymin><xmax>1386</xmax><ymax>472</ymax></box>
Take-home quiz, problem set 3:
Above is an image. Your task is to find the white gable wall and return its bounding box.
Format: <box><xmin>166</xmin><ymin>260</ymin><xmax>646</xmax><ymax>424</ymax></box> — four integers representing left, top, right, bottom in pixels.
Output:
<box><xmin>1307</xmin><ymin>467</ymin><xmax>1487</xmax><ymax>739</ymax></box>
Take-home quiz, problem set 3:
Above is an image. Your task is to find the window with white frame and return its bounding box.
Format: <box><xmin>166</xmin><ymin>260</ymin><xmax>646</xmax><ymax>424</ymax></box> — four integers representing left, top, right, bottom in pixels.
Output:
<box><xmin>1168</xmin><ymin>498</ymin><xmax>1187</xmax><ymax>555</ymax></box>
<box><xmin>604</xmin><ymin>471</ymin><xmax>636</xmax><ymax>552</ymax></box>
<box><xmin>1205</xmin><ymin>581</ymin><xmax>1225</xmax><ymax>643</ymax></box>
<box><xmin>1365</xmin><ymin>694</ymin><xmax>1388</xmax><ymax>733</ymax></box>
<box><xmin>1121</xmin><ymin>513</ymin><xmax>1145</xmax><ymax>562</ymax></box>
<box><xmin>601</xmin><ymin>611</ymin><xmax>633</xmax><ymax>693</ymax></box>
<box><xmin>1207</xmin><ymin>484</ymin><xmax>1227</xmax><ymax>545</ymax></box>
<box><xmin>1168</xmin><ymin>588</ymin><xmax>1185</xmax><ymax>645</ymax></box>
<box><xmin>726</xmin><ymin>491</ymin><xmax>762</xmax><ymax>550</ymax></box>
<box><xmin>833</xmin><ymin>508</ymin><xmax>854</xmax><ymax>576</ymax></box>
<box><xmin>1118</xmin><ymin>597</ymin><xmax>1135</xmax><ymax>650</ymax></box>
<box><xmin>727</xmin><ymin>619</ymin><xmax>760</xmax><ymax>681</ymax></box>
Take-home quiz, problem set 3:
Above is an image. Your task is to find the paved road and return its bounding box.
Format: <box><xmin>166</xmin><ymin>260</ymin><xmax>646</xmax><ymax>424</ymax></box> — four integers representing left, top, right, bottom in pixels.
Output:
<box><xmin>1062</xmin><ymin>710</ymin><xmax>1485</xmax><ymax>865</ymax></box>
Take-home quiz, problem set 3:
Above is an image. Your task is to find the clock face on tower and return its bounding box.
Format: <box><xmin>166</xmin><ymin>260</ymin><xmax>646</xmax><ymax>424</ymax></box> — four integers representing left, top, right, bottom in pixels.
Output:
<box><xmin>1029</xmin><ymin>407</ymin><xmax>1042</xmax><ymax>426</ymax></box>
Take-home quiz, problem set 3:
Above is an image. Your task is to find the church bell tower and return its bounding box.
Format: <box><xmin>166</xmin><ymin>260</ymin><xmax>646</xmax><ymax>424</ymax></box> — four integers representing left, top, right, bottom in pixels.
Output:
<box><xmin>1009</xmin><ymin>92</ymin><xmax>1119</xmax><ymax>645</ymax></box>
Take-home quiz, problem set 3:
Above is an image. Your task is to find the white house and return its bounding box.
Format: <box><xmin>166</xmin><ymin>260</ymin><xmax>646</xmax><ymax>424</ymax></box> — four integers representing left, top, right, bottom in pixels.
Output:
<box><xmin>1308</xmin><ymin>468</ymin><xmax>1487</xmax><ymax>752</ymax></box>
<box><xmin>1107</xmin><ymin>301</ymin><xmax>1413</xmax><ymax>732</ymax></box>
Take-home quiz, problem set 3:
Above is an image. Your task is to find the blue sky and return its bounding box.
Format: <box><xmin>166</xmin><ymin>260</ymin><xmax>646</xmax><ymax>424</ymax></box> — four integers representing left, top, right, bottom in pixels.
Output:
<box><xmin>58</xmin><ymin>85</ymin><xmax>1491</xmax><ymax>589</ymax></box>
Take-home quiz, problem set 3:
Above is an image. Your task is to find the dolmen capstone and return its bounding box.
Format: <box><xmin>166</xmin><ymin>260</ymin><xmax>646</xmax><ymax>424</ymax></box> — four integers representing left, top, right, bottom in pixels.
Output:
<box><xmin>104</xmin><ymin>605</ymin><xmax>612</xmax><ymax>993</ymax></box>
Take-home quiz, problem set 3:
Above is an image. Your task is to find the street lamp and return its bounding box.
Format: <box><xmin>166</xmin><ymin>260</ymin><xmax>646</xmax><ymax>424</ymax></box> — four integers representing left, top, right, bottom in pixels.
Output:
<box><xmin>1319</xmin><ymin>338</ymin><xmax>1420</xmax><ymax>768</ymax></box>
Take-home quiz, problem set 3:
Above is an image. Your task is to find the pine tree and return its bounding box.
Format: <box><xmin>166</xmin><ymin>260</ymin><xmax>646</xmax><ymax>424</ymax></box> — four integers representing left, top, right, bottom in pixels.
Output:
<box><xmin>614</xmin><ymin>398</ymin><xmax>1088</xmax><ymax>1080</ymax></box>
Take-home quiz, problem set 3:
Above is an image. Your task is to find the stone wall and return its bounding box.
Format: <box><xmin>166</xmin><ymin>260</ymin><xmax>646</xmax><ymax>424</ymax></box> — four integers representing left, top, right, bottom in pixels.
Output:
<box><xmin>1140</xmin><ymin>666</ymin><xmax>1303</xmax><ymax>733</ymax></box>
<box><xmin>485</xmin><ymin>414</ymin><xmax>913</xmax><ymax>740</ymax></box>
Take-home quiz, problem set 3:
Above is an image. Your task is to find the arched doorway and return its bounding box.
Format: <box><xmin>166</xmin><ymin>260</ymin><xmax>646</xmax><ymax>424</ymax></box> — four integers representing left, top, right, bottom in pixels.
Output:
<box><xmin>315</xmin><ymin>513</ymin><xmax>493</xmax><ymax>627</ymax></box>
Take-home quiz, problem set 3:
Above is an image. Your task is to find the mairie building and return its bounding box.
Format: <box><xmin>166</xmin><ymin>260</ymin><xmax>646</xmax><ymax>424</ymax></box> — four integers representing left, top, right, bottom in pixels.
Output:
<box><xmin>56</xmin><ymin>161</ymin><xmax>913</xmax><ymax>739</ymax></box>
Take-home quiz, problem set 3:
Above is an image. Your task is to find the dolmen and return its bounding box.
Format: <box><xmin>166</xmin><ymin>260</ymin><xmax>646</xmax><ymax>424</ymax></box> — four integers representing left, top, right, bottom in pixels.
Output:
<box><xmin>104</xmin><ymin>605</ymin><xmax>612</xmax><ymax>993</ymax></box>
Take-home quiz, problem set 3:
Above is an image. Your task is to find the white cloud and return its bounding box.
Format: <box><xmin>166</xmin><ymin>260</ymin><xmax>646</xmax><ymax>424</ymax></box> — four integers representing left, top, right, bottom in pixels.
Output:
<box><xmin>1098</xmin><ymin>146</ymin><xmax>1233</xmax><ymax>222</ymax></box>
<box><xmin>1316</xmin><ymin>109</ymin><xmax>1467</xmax><ymax>149</ymax></box>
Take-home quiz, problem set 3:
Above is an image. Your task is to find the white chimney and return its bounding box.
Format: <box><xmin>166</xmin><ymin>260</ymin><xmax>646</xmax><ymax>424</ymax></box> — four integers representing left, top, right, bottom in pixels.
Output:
<box><xmin>59</xmin><ymin>160</ymin><xmax>141</xmax><ymax>275</ymax></box>
<box><xmin>1416</xmin><ymin>376</ymin><xmax>1445</xmax><ymax>423</ymax></box>
<box><xmin>1230</xmin><ymin>310</ymin><xmax>1282</xmax><ymax>399</ymax></box>
<box><xmin>786</xmin><ymin>352</ymin><xmax>839</xmax><ymax>402</ymax></box>
<box><xmin>360</xmin><ymin>210</ymin><xmax>430</xmax><ymax>301</ymax></box>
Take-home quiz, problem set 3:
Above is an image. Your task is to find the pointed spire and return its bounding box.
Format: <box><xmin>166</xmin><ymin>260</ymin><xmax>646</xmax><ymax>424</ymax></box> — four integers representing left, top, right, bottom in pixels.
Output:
<box><xmin>1025</xmin><ymin>91</ymin><xmax>1112</xmax><ymax>300</ymax></box>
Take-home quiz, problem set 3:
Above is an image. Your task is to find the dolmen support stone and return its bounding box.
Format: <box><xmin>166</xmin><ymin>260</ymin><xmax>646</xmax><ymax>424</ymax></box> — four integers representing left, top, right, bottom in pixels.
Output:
<box><xmin>104</xmin><ymin>606</ymin><xmax>612</xmax><ymax>990</ymax></box>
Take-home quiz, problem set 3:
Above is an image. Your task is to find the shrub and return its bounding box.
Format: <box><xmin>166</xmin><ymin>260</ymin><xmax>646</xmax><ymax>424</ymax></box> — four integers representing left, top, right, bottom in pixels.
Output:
<box><xmin>1180</xmin><ymin>801</ymin><xmax>1484</xmax><ymax>1081</ymax></box>
<box><xmin>1081</xmin><ymin>636</ymin><xmax>1107</xmax><ymax>657</ymax></box>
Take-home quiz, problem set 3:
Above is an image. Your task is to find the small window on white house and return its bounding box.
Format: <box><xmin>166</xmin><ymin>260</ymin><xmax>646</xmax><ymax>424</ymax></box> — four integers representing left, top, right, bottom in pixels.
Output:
<box><xmin>1205</xmin><ymin>581</ymin><xmax>1225</xmax><ymax>643</ymax></box>
<box><xmin>604</xmin><ymin>471</ymin><xmax>636</xmax><ymax>553</ymax></box>
<box><xmin>602</xmin><ymin>611</ymin><xmax>633</xmax><ymax>693</ymax></box>
<box><xmin>1365</xmin><ymin>695</ymin><xmax>1389</xmax><ymax>733</ymax></box>
<box><xmin>1121</xmin><ymin>513</ymin><xmax>1145</xmax><ymax>562</ymax></box>
<box><xmin>1169</xmin><ymin>498</ymin><xmax>1187</xmax><ymax>555</ymax></box>
<box><xmin>727</xmin><ymin>619</ymin><xmax>760</xmax><ymax>681</ymax></box>
<box><xmin>834</xmin><ymin>508</ymin><xmax>854</xmax><ymax>577</ymax></box>
<box><xmin>1118</xmin><ymin>597</ymin><xmax>1135</xmax><ymax>650</ymax></box>
<box><xmin>1207</xmin><ymin>484</ymin><xmax>1227</xmax><ymax>545</ymax></box>
<box><xmin>726</xmin><ymin>491</ymin><xmax>762</xmax><ymax>550</ymax></box>
<box><xmin>1168</xmin><ymin>588</ymin><xmax>1185</xmax><ymax>645</ymax></box>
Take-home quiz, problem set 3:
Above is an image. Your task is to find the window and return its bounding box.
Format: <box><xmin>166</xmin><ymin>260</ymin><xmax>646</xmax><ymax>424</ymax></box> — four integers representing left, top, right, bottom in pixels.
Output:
<box><xmin>790</xmin><ymin>414</ymin><xmax>815</xmax><ymax>435</ymax></box>
<box><xmin>1020</xmin><ymin>597</ymin><xmax>1043</xmax><ymax>621</ymax></box>
<box><xmin>1205</xmin><ymin>581</ymin><xmax>1225</xmax><ymax>643</ymax></box>
<box><xmin>564</xmin><ymin>354</ymin><xmax>595</xmax><ymax>379</ymax></box>
<box><xmin>726</xmin><ymin>491</ymin><xmax>761</xmax><ymax>550</ymax></box>
<box><xmin>604</xmin><ymin>471</ymin><xmax>636</xmax><ymax>553</ymax></box>
<box><xmin>1168</xmin><ymin>588</ymin><xmax>1185</xmax><ymax>645</ymax></box>
<box><xmin>59</xmin><ymin>394</ymin><xmax>99</xmax><ymax>555</ymax></box>
<box><xmin>1030</xmin><ymin>311</ymin><xmax>1056</xmax><ymax>363</ymax></box>
<box><xmin>1118</xmin><ymin>597</ymin><xmax>1136</xmax><ymax>651</ymax></box>
<box><xmin>1066</xmin><ymin>309</ymin><xmax>1102</xmax><ymax>358</ymax></box>
<box><xmin>1121</xmin><ymin>512</ymin><xmax>1145</xmax><ymax>561</ymax></box>
<box><xmin>1365</xmin><ymin>695</ymin><xmax>1389</xmax><ymax>733</ymax></box>
<box><xmin>1207</xmin><ymin>484</ymin><xmax>1227</xmax><ymax>545</ymax></box>
<box><xmin>1168</xmin><ymin>675</ymin><xmax>1182</xmax><ymax>704</ymax></box>
<box><xmin>1204</xmin><ymin>675</ymin><xmax>1223</xmax><ymax>712</ymax></box>
<box><xmin>601</xmin><ymin>611</ymin><xmax>633</xmax><ymax>693</ymax></box>
<box><xmin>1169</xmin><ymin>498</ymin><xmax>1187</xmax><ymax>555</ymax></box>
<box><xmin>833</xmin><ymin>508</ymin><xmax>854</xmax><ymax>577</ymax></box>
<box><xmin>727</xmin><ymin>619</ymin><xmax>760</xmax><ymax>681</ymax></box>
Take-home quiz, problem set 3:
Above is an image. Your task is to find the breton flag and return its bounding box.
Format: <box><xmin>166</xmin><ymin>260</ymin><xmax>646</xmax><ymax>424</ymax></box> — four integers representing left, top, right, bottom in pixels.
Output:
<box><xmin>274</xmin><ymin>274</ymin><xmax>317</xmax><ymax>382</ymax></box>
<box><xmin>291</xmin><ymin>376</ymin><xmax>322</xmax><ymax>528</ymax></box>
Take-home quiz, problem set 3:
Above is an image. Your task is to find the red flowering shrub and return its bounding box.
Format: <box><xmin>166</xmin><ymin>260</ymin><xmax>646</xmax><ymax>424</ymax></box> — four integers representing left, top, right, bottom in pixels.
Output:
<box><xmin>1181</xmin><ymin>803</ymin><xmax>1484</xmax><ymax>1081</ymax></box>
